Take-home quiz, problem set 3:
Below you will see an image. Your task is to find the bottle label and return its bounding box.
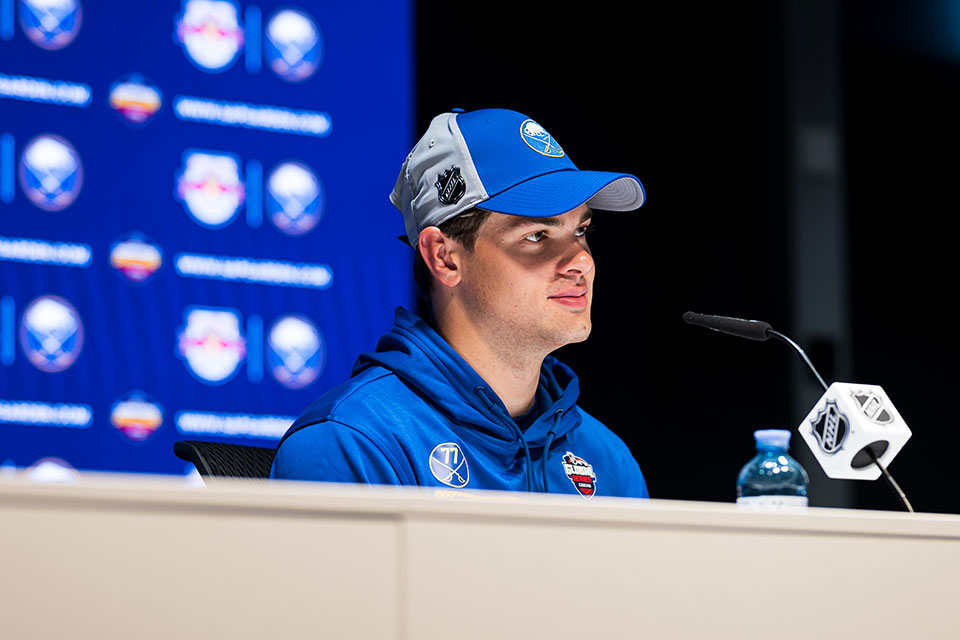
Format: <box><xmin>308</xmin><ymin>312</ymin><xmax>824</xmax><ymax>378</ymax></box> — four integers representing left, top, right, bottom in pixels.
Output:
<box><xmin>736</xmin><ymin>495</ymin><xmax>808</xmax><ymax>510</ymax></box>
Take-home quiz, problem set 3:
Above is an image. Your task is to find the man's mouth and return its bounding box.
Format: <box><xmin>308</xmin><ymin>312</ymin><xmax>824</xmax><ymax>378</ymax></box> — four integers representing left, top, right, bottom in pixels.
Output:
<box><xmin>548</xmin><ymin>288</ymin><xmax>589</xmax><ymax>309</ymax></box>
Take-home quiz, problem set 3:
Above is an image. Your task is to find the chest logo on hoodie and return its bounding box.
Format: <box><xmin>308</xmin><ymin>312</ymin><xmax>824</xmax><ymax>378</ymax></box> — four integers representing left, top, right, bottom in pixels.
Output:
<box><xmin>562</xmin><ymin>451</ymin><xmax>597</xmax><ymax>498</ymax></box>
<box><xmin>429</xmin><ymin>442</ymin><xmax>469</xmax><ymax>488</ymax></box>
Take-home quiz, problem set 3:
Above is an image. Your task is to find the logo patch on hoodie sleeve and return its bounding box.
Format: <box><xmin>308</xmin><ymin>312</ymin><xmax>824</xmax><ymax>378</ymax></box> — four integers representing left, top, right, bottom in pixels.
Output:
<box><xmin>429</xmin><ymin>442</ymin><xmax>469</xmax><ymax>488</ymax></box>
<box><xmin>562</xmin><ymin>451</ymin><xmax>597</xmax><ymax>498</ymax></box>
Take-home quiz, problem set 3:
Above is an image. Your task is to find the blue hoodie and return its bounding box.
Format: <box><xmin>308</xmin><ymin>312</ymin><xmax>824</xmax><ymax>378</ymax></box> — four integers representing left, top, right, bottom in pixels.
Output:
<box><xmin>270</xmin><ymin>307</ymin><xmax>648</xmax><ymax>499</ymax></box>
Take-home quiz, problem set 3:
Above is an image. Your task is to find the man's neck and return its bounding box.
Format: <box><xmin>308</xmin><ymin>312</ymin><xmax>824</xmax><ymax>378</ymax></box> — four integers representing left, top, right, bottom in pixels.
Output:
<box><xmin>433</xmin><ymin>309</ymin><xmax>545</xmax><ymax>418</ymax></box>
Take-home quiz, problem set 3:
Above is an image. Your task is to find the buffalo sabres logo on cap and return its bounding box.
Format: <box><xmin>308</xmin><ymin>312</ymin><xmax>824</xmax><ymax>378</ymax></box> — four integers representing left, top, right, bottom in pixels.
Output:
<box><xmin>811</xmin><ymin>400</ymin><xmax>848</xmax><ymax>455</ymax></box>
<box><xmin>108</xmin><ymin>74</ymin><xmax>163</xmax><ymax>126</ymax></box>
<box><xmin>429</xmin><ymin>442</ymin><xmax>469</xmax><ymax>488</ymax></box>
<box><xmin>175</xmin><ymin>150</ymin><xmax>245</xmax><ymax>228</ymax></box>
<box><xmin>176</xmin><ymin>306</ymin><xmax>246</xmax><ymax>384</ymax></box>
<box><xmin>267</xmin><ymin>314</ymin><xmax>325</xmax><ymax>389</ymax></box>
<box><xmin>264</xmin><ymin>8</ymin><xmax>323</xmax><ymax>83</ymax></box>
<box><xmin>19</xmin><ymin>134</ymin><xmax>83</xmax><ymax>212</ymax></box>
<box><xmin>19</xmin><ymin>0</ymin><xmax>83</xmax><ymax>50</ymax></box>
<box><xmin>562</xmin><ymin>451</ymin><xmax>597</xmax><ymax>498</ymax></box>
<box><xmin>266</xmin><ymin>161</ymin><xmax>324</xmax><ymax>235</ymax></box>
<box><xmin>520</xmin><ymin>119</ymin><xmax>564</xmax><ymax>158</ymax></box>
<box><xmin>110</xmin><ymin>391</ymin><xmax>164</xmax><ymax>443</ymax></box>
<box><xmin>19</xmin><ymin>295</ymin><xmax>84</xmax><ymax>373</ymax></box>
<box><xmin>435</xmin><ymin>166</ymin><xmax>465</xmax><ymax>205</ymax></box>
<box><xmin>175</xmin><ymin>0</ymin><xmax>244</xmax><ymax>72</ymax></box>
<box><xmin>851</xmin><ymin>389</ymin><xmax>893</xmax><ymax>425</ymax></box>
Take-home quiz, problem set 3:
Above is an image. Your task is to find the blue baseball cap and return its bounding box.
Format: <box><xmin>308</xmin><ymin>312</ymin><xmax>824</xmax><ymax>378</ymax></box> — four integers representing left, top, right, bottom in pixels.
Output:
<box><xmin>390</xmin><ymin>108</ymin><xmax>645</xmax><ymax>246</ymax></box>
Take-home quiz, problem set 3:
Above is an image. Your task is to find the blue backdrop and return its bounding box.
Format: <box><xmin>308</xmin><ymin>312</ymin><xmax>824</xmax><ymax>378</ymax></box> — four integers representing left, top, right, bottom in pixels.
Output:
<box><xmin>0</xmin><ymin>0</ymin><xmax>414</xmax><ymax>477</ymax></box>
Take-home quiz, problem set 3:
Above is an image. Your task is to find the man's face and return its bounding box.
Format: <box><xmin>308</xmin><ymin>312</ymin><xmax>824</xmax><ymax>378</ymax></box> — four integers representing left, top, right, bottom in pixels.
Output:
<box><xmin>453</xmin><ymin>204</ymin><xmax>596</xmax><ymax>355</ymax></box>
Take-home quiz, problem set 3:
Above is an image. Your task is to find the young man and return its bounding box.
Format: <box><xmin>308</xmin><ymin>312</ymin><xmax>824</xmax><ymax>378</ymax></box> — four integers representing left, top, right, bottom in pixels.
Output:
<box><xmin>270</xmin><ymin>108</ymin><xmax>648</xmax><ymax>498</ymax></box>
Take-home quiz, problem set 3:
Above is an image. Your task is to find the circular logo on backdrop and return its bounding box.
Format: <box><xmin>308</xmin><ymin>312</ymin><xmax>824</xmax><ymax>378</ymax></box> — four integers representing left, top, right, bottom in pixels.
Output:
<box><xmin>267</xmin><ymin>314</ymin><xmax>324</xmax><ymax>389</ymax></box>
<box><xmin>429</xmin><ymin>443</ymin><xmax>469</xmax><ymax>488</ymax></box>
<box><xmin>264</xmin><ymin>8</ymin><xmax>323</xmax><ymax>83</ymax></box>
<box><xmin>18</xmin><ymin>134</ymin><xmax>83</xmax><ymax>211</ymax></box>
<box><xmin>266</xmin><ymin>161</ymin><xmax>324</xmax><ymax>235</ymax></box>
<box><xmin>110</xmin><ymin>391</ymin><xmax>164</xmax><ymax>443</ymax></box>
<box><xmin>176</xmin><ymin>306</ymin><xmax>246</xmax><ymax>384</ymax></box>
<box><xmin>175</xmin><ymin>0</ymin><xmax>244</xmax><ymax>72</ymax></box>
<box><xmin>108</xmin><ymin>74</ymin><xmax>163</xmax><ymax>126</ymax></box>
<box><xmin>25</xmin><ymin>457</ymin><xmax>79</xmax><ymax>483</ymax></box>
<box><xmin>19</xmin><ymin>295</ymin><xmax>84</xmax><ymax>373</ymax></box>
<box><xmin>19</xmin><ymin>0</ymin><xmax>83</xmax><ymax>50</ymax></box>
<box><xmin>109</xmin><ymin>232</ymin><xmax>163</xmax><ymax>284</ymax></box>
<box><xmin>519</xmin><ymin>119</ymin><xmax>564</xmax><ymax>158</ymax></box>
<box><xmin>175</xmin><ymin>150</ymin><xmax>245</xmax><ymax>228</ymax></box>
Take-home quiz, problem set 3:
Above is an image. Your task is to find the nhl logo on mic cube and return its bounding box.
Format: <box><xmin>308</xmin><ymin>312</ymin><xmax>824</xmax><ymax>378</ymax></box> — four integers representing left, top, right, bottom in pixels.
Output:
<box><xmin>797</xmin><ymin>382</ymin><xmax>911</xmax><ymax>480</ymax></box>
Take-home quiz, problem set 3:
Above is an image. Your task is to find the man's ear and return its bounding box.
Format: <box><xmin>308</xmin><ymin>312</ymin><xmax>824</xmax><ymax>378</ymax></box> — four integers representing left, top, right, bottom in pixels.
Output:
<box><xmin>417</xmin><ymin>226</ymin><xmax>461</xmax><ymax>288</ymax></box>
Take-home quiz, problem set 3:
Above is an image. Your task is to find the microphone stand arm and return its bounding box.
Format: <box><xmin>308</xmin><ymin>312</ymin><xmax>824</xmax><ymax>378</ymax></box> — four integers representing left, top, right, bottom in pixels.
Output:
<box><xmin>767</xmin><ymin>329</ymin><xmax>829</xmax><ymax>392</ymax></box>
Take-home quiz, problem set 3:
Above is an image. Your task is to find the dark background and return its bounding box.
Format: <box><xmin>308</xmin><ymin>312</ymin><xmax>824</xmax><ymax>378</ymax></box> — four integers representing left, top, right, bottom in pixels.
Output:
<box><xmin>416</xmin><ymin>0</ymin><xmax>958</xmax><ymax>514</ymax></box>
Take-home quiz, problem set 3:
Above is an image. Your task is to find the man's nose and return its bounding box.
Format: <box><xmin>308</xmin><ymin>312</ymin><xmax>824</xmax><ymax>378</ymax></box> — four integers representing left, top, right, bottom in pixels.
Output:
<box><xmin>558</xmin><ymin>241</ymin><xmax>594</xmax><ymax>276</ymax></box>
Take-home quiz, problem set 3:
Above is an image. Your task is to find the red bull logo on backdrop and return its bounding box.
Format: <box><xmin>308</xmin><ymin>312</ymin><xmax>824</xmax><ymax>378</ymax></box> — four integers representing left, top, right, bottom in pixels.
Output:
<box><xmin>19</xmin><ymin>295</ymin><xmax>84</xmax><ymax>373</ymax></box>
<box><xmin>175</xmin><ymin>0</ymin><xmax>244</xmax><ymax>72</ymax></box>
<box><xmin>19</xmin><ymin>0</ymin><xmax>83</xmax><ymax>50</ymax></box>
<box><xmin>18</xmin><ymin>134</ymin><xmax>83</xmax><ymax>211</ymax></box>
<box><xmin>176</xmin><ymin>306</ymin><xmax>246</xmax><ymax>384</ymax></box>
<box><xmin>266</xmin><ymin>161</ymin><xmax>323</xmax><ymax>236</ymax></box>
<box><xmin>175</xmin><ymin>150</ymin><xmax>245</xmax><ymax>229</ymax></box>
<box><xmin>264</xmin><ymin>8</ymin><xmax>322</xmax><ymax>83</ymax></box>
<box><xmin>267</xmin><ymin>314</ymin><xmax>324</xmax><ymax>389</ymax></box>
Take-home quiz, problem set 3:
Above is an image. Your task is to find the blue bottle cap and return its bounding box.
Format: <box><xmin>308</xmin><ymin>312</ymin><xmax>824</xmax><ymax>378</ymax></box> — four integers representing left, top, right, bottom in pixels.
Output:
<box><xmin>754</xmin><ymin>429</ymin><xmax>791</xmax><ymax>449</ymax></box>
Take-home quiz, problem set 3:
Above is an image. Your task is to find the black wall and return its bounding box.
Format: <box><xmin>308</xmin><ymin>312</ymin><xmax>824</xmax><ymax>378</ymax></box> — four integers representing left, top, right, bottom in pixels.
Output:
<box><xmin>415</xmin><ymin>0</ymin><xmax>958</xmax><ymax>514</ymax></box>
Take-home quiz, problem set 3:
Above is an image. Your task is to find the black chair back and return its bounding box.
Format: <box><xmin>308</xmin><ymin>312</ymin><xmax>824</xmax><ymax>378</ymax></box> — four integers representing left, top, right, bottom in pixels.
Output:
<box><xmin>174</xmin><ymin>440</ymin><xmax>276</xmax><ymax>479</ymax></box>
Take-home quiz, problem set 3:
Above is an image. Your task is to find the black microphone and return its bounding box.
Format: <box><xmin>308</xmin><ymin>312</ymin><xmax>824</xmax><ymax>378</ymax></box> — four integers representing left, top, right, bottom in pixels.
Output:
<box><xmin>681</xmin><ymin>311</ymin><xmax>772</xmax><ymax>342</ymax></box>
<box><xmin>683</xmin><ymin>311</ymin><xmax>826</xmax><ymax>390</ymax></box>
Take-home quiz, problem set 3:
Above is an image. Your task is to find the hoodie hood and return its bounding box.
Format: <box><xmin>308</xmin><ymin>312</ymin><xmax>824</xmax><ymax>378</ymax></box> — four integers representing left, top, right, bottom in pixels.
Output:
<box><xmin>353</xmin><ymin>307</ymin><xmax>583</xmax><ymax>448</ymax></box>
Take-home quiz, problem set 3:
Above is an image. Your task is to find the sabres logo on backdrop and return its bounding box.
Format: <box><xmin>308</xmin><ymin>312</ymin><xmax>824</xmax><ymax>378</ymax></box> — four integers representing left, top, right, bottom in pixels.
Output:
<box><xmin>18</xmin><ymin>134</ymin><xmax>83</xmax><ymax>211</ymax></box>
<box><xmin>19</xmin><ymin>295</ymin><xmax>84</xmax><ymax>373</ymax></box>
<box><xmin>19</xmin><ymin>0</ymin><xmax>83</xmax><ymax>50</ymax></box>
<box><xmin>264</xmin><ymin>8</ymin><xmax>323</xmax><ymax>82</ymax></box>
<box><xmin>266</xmin><ymin>161</ymin><xmax>324</xmax><ymax>235</ymax></box>
<box><xmin>267</xmin><ymin>314</ymin><xmax>324</xmax><ymax>389</ymax></box>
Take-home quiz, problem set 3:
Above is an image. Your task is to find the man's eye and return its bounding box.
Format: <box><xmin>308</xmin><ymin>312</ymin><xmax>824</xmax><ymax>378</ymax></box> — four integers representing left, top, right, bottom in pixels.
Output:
<box><xmin>575</xmin><ymin>225</ymin><xmax>593</xmax><ymax>237</ymax></box>
<box><xmin>524</xmin><ymin>231</ymin><xmax>546</xmax><ymax>243</ymax></box>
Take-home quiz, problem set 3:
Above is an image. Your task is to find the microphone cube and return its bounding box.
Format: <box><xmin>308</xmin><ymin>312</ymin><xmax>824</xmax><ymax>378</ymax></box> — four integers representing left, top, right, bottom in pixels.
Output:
<box><xmin>796</xmin><ymin>382</ymin><xmax>911</xmax><ymax>480</ymax></box>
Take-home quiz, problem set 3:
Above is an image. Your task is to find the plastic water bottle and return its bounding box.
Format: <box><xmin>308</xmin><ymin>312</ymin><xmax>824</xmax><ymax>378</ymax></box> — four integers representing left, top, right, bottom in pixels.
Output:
<box><xmin>736</xmin><ymin>429</ymin><xmax>809</xmax><ymax>509</ymax></box>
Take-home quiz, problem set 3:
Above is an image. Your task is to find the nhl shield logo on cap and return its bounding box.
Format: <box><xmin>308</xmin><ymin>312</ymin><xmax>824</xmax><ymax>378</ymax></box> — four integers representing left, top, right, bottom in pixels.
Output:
<box><xmin>435</xmin><ymin>165</ymin><xmax>465</xmax><ymax>205</ymax></box>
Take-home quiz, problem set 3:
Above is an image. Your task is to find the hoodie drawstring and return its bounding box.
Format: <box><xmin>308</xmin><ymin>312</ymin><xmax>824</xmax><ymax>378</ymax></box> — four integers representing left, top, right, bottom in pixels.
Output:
<box><xmin>475</xmin><ymin>387</ymin><xmax>535</xmax><ymax>492</ymax></box>
<box><xmin>541</xmin><ymin>409</ymin><xmax>563</xmax><ymax>494</ymax></box>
